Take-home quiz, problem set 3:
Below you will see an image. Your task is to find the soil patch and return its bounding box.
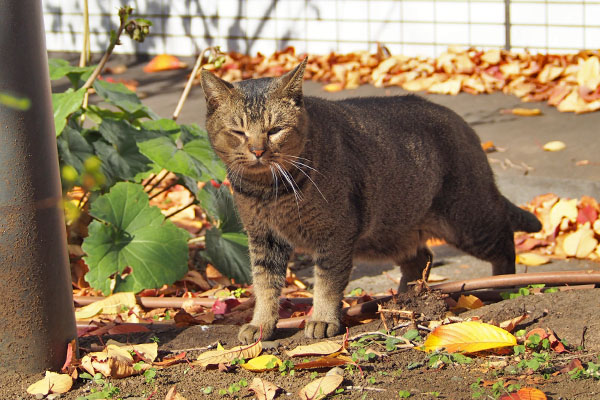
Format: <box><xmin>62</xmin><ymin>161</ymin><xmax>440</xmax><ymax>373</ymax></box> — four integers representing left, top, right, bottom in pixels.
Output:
<box><xmin>3</xmin><ymin>289</ymin><xmax>600</xmax><ymax>399</ymax></box>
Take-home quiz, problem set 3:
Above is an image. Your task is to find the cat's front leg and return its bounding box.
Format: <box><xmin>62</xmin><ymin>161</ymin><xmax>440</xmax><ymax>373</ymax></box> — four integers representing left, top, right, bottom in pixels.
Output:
<box><xmin>238</xmin><ymin>231</ymin><xmax>292</xmax><ymax>344</ymax></box>
<box><xmin>306</xmin><ymin>250</ymin><xmax>353</xmax><ymax>339</ymax></box>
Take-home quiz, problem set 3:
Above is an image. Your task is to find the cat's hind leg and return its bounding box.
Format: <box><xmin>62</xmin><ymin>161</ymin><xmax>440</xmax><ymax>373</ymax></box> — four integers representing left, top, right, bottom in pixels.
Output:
<box><xmin>306</xmin><ymin>248</ymin><xmax>353</xmax><ymax>339</ymax></box>
<box><xmin>238</xmin><ymin>231</ymin><xmax>292</xmax><ymax>344</ymax></box>
<box><xmin>396</xmin><ymin>246</ymin><xmax>433</xmax><ymax>292</ymax></box>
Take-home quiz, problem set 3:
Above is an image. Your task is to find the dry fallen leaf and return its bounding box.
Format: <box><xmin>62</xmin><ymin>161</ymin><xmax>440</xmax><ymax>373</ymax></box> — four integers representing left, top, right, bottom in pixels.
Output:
<box><xmin>298</xmin><ymin>374</ymin><xmax>344</xmax><ymax>400</ymax></box>
<box><xmin>165</xmin><ymin>385</ymin><xmax>187</xmax><ymax>400</ymax></box>
<box><xmin>562</xmin><ymin>224</ymin><xmax>598</xmax><ymax>258</ymax></box>
<box><xmin>81</xmin><ymin>342</ymin><xmax>157</xmax><ymax>378</ymax></box>
<box><xmin>27</xmin><ymin>371</ymin><xmax>73</xmax><ymax>395</ymax></box>
<box><xmin>542</xmin><ymin>140</ymin><xmax>566</xmax><ymax>152</ymax></box>
<box><xmin>455</xmin><ymin>294</ymin><xmax>484</xmax><ymax>310</ymax></box>
<box><xmin>499</xmin><ymin>314</ymin><xmax>529</xmax><ymax>333</ymax></box>
<box><xmin>295</xmin><ymin>354</ymin><xmax>354</xmax><ymax>370</ymax></box>
<box><xmin>499</xmin><ymin>387</ymin><xmax>547</xmax><ymax>400</ymax></box>
<box><xmin>286</xmin><ymin>340</ymin><xmax>344</xmax><ymax>357</ymax></box>
<box><xmin>75</xmin><ymin>292</ymin><xmax>137</xmax><ymax>319</ymax></box>
<box><xmin>195</xmin><ymin>341</ymin><xmax>262</xmax><ymax>367</ymax></box>
<box><xmin>516</xmin><ymin>253</ymin><xmax>550</xmax><ymax>266</ymax></box>
<box><xmin>422</xmin><ymin>321</ymin><xmax>516</xmax><ymax>353</ymax></box>
<box><xmin>143</xmin><ymin>54</ymin><xmax>187</xmax><ymax>73</ymax></box>
<box><xmin>249</xmin><ymin>377</ymin><xmax>282</xmax><ymax>400</ymax></box>
<box><xmin>509</xmin><ymin>108</ymin><xmax>542</xmax><ymax>116</ymax></box>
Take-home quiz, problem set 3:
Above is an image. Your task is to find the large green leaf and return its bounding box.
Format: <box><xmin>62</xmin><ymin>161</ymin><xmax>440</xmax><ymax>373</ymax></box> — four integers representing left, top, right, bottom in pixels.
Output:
<box><xmin>198</xmin><ymin>185</ymin><xmax>244</xmax><ymax>233</ymax></box>
<box><xmin>93</xmin><ymin>118</ymin><xmax>152</xmax><ymax>183</ymax></box>
<box><xmin>203</xmin><ymin>228</ymin><xmax>251</xmax><ymax>284</ymax></box>
<box><xmin>57</xmin><ymin>123</ymin><xmax>94</xmax><ymax>174</ymax></box>
<box><xmin>82</xmin><ymin>182</ymin><xmax>190</xmax><ymax>294</ymax></box>
<box><xmin>93</xmin><ymin>79</ymin><xmax>158</xmax><ymax>119</ymax></box>
<box><xmin>52</xmin><ymin>87</ymin><xmax>86</xmax><ymax>136</ymax></box>
<box><xmin>48</xmin><ymin>58</ymin><xmax>94</xmax><ymax>88</ymax></box>
<box><xmin>183</xmin><ymin>138</ymin><xmax>227</xmax><ymax>181</ymax></box>
<box><xmin>137</xmin><ymin>136</ymin><xmax>204</xmax><ymax>181</ymax></box>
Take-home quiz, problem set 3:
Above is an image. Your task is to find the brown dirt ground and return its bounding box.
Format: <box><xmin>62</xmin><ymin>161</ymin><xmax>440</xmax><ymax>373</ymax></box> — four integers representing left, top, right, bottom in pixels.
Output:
<box><xmin>3</xmin><ymin>288</ymin><xmax>600</xmax><ymax>400</ymax></box>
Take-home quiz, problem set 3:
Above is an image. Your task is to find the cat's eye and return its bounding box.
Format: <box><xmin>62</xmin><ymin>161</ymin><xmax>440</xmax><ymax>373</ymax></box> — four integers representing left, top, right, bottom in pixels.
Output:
<box><xmin>267</xmin><ymin>127</ymin><xmax>283</xmax><ymax>136</ymax></box>
<box><xmin>231</xmin><ymin>130</ymin><xmax>245</xmax><ymax>136</ymax></box>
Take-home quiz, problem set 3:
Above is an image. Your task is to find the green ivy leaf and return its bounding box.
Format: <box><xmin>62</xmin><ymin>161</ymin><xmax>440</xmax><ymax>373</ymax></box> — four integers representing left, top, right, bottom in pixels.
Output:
<box><xmin>137</xmin><ymin>136</ymin><xmax>204</xmax><ymax>181</ymax></box>
<box><xmin>183</xmin><ymin>138</ymin><xmax>227</xmax><ymax>182</ymax></box>
<box><xmin>198</xmin><ymin>185</ymin><xmax>244</xmax><ymax>233</ymax></box>
<box><xmin>203</xmin><ymin>228</ymin><xmax>251</xmax><ymax>284</ymax></box>
<box><xmin>94</xmin><ymin>118</ymin><xmax>152</xmax><ymax>184</ymax></box>
<box><xmin>48</xmin><ymin>58</ymin><xmax>94</xmax><ymax>88</ymax></box>
<box><xmin>51</xmin><ymin>87</ymin><xmax>86</xmax><ymax>136</ymax></box>
<box><xmin>93</xmin><ymin>79</ymin><xmax>158</xmax><ymax>119</ymax></box>
<box><xmin>82</xmin><ymin>182</ymin><xmax>189</xmax><ymax>294</ymax></box>
<box><xmin>57</xmin><ymin>124</ymin><xmax>94</xmax><ymax>174</ymax></box>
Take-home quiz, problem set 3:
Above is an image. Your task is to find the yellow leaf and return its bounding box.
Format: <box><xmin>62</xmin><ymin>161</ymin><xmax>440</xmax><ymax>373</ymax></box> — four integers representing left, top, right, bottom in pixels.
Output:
<box><xmin>195</xmin><ymin>341</ymin><xmax>262</xmax><ymax>367</ymax></box>
<box><xmin>511</xmin><ymin>108</ymin><xmax>541</xmax><ymax>116</ymax></box>
<box><xmin>481</xmin><ymin>49</ymin><xmax>501</xmax><ymax>64</ymax></box>
<box><xmin>516</xmin><ymin>253</ymin><xmax>550</xmax><ymax>266</ymax></box>
<box><xmin>577</xmin><ymin>56</ymin><xmax>600</xmax><ymax>91</ymax></box>
<box><xmin>298</xmin><ymin>374</ymin><xmax>343</xmax><ymax>400</ymax></box>
<box><xmin>323</xmin><ymin>83</ymin><xmax>344</xmax><ymax>92</ymax></box>
<box><xmin>75</xmin><ymin>292</ymin><xmax>137</xmax><ymax>319</ymax></box>
<box><xmin>563</xmin><ymin>225</ymin><xmax>598</xmax><ymax>258</ymax></box>
<box><xmin>542</xmin><ymin>140</ymin><xmax>566</xmax><ymax>152</ymax></box>
<box><xmin>456</xmin><ymin>295</ymin><xmax>484</xmax><ymax>310</ymax></box>
<box><xmin>26</xmin><ymin>371</ymin><xmax>73</xmax><ymax>395</ymax></box>
<box><xmin>549</xmin><ymin>198</ymin><xmax>578</xmax><ymax>230</ymax></box>
<box><xmin>249</xmin><ymin>377</ymin><xmax>281</xmax><ymax>400</ymax></box>
<box><xmin>422</xmin><ymin>321</ymin><xmax>516</xmax><ymax>353</ymax></box>
<box><xmin>286</xmin><ymin>340</ymin><xmax>343</xmax><ymax>357</ymax></box>
<box><xmin>241</xmin><ymin>354</ymin><xmax>282</xmax><ymax>372</ymax></box>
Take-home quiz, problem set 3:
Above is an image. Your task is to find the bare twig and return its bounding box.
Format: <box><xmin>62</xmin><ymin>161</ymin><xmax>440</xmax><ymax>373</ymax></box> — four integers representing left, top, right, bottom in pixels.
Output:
<box><xmin>145</xmin><ymin>170</ymin><xmax>169</xmax><ymax>193</ymax></box>
<box><xmin>344</xmin><ymin>386</ymin><xmax>387</xmax><ymax>392</ymax></box>
<box><xmin>148</xmin><ymin>180</ymin><xmax>178</xmax><ymax>200</ymax></box>
<box><xmin>165</xmin><ymin>199</ymin><xmax>196</xmax><ymax>219</ymax></box>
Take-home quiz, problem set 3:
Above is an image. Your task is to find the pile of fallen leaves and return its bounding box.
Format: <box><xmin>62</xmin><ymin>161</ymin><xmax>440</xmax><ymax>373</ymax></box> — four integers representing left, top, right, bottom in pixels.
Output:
<box><xmin>516</xmin><ymin>194</ymin><xmax>600</xmax><ymax>265</ymax></box>
<box><xmin>36</xmin><ymin>291</ymin><xmax>568</xmax><ymax>399</ymax></box>
<box><xmin>196</xmin><ymin>45</ymin><xmax>600</xmax><ymax>113</ymax></box>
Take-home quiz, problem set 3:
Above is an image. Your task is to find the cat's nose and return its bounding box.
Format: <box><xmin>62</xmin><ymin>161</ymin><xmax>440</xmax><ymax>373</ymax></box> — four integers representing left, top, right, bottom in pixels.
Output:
<box><xmin>250</xmin><ymin>148</ymin><xmax>265</xmax><ymax>158</ymax></box>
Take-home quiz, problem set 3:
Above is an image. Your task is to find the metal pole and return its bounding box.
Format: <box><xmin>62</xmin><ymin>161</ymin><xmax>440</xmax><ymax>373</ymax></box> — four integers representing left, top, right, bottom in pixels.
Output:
<box><xmin>0</xmin><ymin>0</ymin><xmax>77</xmax><ymax>373</ymax></box>
<box><xmin>504</xmin><ymin>0</ymin><xmax>512</xmax><ymax>50</ymax></box>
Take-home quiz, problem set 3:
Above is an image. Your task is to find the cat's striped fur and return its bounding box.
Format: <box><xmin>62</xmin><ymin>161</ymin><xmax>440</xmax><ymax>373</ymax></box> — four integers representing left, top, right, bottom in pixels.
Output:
<box><xmin>200</xmin><ymin>59</ymin><xmax>541</xmax><ymax>344</ymax></box>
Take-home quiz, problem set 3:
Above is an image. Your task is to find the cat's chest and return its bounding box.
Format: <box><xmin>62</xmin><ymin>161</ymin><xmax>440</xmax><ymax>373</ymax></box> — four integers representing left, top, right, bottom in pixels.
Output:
<box><xmin>241</xmin><ymin>196</ymin><xmax>324</xmax><ymax>251</ymax></box>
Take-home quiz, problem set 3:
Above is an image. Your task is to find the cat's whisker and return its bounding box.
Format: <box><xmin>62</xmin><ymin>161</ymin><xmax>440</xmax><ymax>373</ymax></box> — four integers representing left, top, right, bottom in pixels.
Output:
<box><xmin>268</xmin><ymin>164</ymin><xmax>279</xmax><ymax>201</ymax></box>
<box><xmin>279</xmin><ymin>154</ymin><xmax>325</xmax><ymax>177</ymax></box>
<box><xmin>281</xmin><ymin>159</ymin><xmax>328</xmax><ymax>203</ymax></box>
<box><xmin>275</xmin><ymin>163</ymin><xmax>303</xmax><ymax>203</ymax></box>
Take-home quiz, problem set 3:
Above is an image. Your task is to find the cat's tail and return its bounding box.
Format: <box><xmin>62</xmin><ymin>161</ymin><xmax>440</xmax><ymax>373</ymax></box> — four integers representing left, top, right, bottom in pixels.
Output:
<box><xmin>505</xmin><ymin>198</ymin><xmax>542</xmax><ymax>233</ymax></box>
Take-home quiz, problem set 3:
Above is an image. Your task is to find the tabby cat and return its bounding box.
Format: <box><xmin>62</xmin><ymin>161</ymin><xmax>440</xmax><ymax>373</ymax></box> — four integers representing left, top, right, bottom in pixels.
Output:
<box><xmin>200</xmin><ymin>59</ymin><xmax>541</xmax><ymax>344</ymax></box>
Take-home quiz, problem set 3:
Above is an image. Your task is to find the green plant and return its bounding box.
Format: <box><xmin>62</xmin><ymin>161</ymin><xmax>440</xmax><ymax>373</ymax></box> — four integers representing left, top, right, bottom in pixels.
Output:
<box><xmin>52</xmin><ymin>6</ymin><xmax>251</xmax><ymax>293</ymax></box>
<box><xmin>427</xmin><ymin>350</ymin><xmax>472</xmax><ymax>368</ymax></box>
<box><xmin>310</xmin><ymin>371</ymin><xmax>318</xmax><ymax>379</ymax></box>
<box><xmin>202</xmin><ymin>386</ymin><xmax>214</xmax><ymax>394</ymax></box>
<box><xmin>398</xmin><ymin>389</ymin><xmax>411</xmax><ymax>398</ymax></box>
<box><xmin>279</xmin><ymin>360</ymin><xmax>295</xmax><ymax>376</ymax></box>
<box><xmin>500</xmin><ymin>284</ymin><xmax>547</xmax><ymax>300</ymax></box>
<box><xmin>78</xmin><ymin>372</ymin><xmax>121</xmax><ymax>399</ymax></box>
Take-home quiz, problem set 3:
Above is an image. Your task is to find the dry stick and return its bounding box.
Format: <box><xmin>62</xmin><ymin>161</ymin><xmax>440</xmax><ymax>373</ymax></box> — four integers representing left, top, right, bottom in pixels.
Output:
<box><xmin>165</xmin><ymin>199</ymin><xmax>196</xmax><ymax>219</ymax></box>
<box><xmin>431</xmin><ymin>270</ymin><xmax>600</xmax><ymax>293</ymax></box>
<box><xmin>81</xmin><ymin>14</ymin><xmax>128</xmax><ymax>91</ymax></box>
<box><xmin>148</xmin><ymin>180</ymin><xmax>178</xmax><ymax>200</ymax></box>
<box><xmin>79</xmin><ymin>0</ymin><xmax>91</xmax><ymax>117</ymax></box>
<box><xmin>172</xmin><ymin>49</ymin><xmax>209</xmax><ymax>121</ymax></box>
<box><xmin>145</xmin><ymin>170</ymin><xmax>169</xmax><ymax>193</ymax></box>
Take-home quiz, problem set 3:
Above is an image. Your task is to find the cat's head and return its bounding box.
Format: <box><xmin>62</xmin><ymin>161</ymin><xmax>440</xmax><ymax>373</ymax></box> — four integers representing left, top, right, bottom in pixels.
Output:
<box><xmin>200</xmin><ymin>59</ymin><xmax>308</xmax><ymax>178</ymax></box>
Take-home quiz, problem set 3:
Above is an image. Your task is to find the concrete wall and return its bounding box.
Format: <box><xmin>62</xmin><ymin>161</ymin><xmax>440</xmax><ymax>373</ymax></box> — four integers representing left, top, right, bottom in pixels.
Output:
<box><xmin>42</xmin><ymin>0</ymin><xmax>600</xmax><ymax>57</ymax></box>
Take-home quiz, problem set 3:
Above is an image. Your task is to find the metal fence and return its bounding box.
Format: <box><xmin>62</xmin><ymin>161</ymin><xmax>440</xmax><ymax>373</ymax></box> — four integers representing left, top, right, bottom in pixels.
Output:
<box><xmin>42</xmin><ymin>0</ymin><xmax>600</xmax><ymax>56</ymax></box>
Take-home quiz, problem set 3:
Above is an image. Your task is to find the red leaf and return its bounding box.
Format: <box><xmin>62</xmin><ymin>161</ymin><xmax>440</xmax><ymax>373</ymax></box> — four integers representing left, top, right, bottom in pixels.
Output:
<box><xmin>211</xmin><ymin>298</ymin><xmax>241</xmax><ymax>315</ymax></box>
<box><xmin>107</xmin><ymin>324</ymin><xmax>151</xmax><ymax>335</ymax></box>
<box><xmin>154</xmin><ymin>352</ymin><xmax>187</xmax><ymax>367</ymax></box>
<box><xmin>577</xmin><ymin>205</ymin><xmax>598</xmax><ymax>225</ymax></box>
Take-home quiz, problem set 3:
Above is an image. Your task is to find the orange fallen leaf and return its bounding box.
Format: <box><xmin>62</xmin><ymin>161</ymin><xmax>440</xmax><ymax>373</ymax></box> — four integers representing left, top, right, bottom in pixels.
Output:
<box><xmin>499</xmin><ymin>387</ymin><xmax>547</xmax><ymax>400</ymax></box>
<box><xmin>323</xmin><ymin>83</ymin><xmax>344</xmax><ymax>92</ymax></box>
<box><xmin>455</xmin><ymin>294</ymin><xmax>484</xmax><ymax>310</ymax></box>
<box><xmin>508</xmin><ymin>108</ymin><xmax>542</xmax><ymax>116</ymax></box>
<box><xmin>154</xmin><ymin>352</ymin><xmax>187</xmax><ymax>367</ymax></box>
<box><xmin>295</xmin><ymin>354</ymin><xmax>354</xmax><ymax>370</ymax></box>
<box><xmin>143</xmin><ymin>54</ymin><xmax>187</xmax><ymax>73</ymax></box>
<box><xmin>499</xmin><ymin>314</ymin><xmax>529</xmax><ymax>333</ymax></box>
<box><xmin>422</xmin><ymin>321</ymin><xmax>516</xmax><ymax>353</ymax></box>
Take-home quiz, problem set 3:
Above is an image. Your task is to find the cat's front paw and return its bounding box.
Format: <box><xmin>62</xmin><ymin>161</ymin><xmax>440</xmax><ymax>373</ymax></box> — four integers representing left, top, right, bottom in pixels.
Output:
<box><xmin>305</xmin><ymin>320</ymin><xmax>343</xmax><ymax>339</ymax></box>
<box><xmin>238</xmin><ymin>323</ymin><xmax>275</xmax><ymax>344</ymax></box>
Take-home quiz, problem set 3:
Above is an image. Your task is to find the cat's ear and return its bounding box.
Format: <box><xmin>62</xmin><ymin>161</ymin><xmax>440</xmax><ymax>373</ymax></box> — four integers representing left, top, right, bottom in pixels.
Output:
<box><xmin>200</xmin><ymin>69</ymin><xmax>235</xmax><ymax>110</ymax></box>
<box><xmin>274</xmin><ymin>57</ymin><xmax>307</xmax><ymax>106</ymax></box>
